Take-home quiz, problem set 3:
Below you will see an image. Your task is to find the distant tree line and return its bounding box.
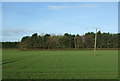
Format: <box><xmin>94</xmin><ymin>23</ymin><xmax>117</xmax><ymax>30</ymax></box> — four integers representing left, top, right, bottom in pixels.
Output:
<box><xmin>2</xmin><ymin>42</ymin><xmax>19</xmax><ymax>48</ymax></box>
<box><xmin>2</xmin><ymin>31</ymin><xmax>119</xmax><ymax>49</ymax></box>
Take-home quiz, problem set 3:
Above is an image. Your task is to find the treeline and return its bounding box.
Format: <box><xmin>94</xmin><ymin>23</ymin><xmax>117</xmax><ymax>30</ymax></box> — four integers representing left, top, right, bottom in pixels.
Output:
<box><xmin>2</xmin><ymin>42</ymin><xmax>19</xmax><ymax>48</ymax></box>
<box><xmin>2</xmin><ymin>31</ymin><xmax>119</xmax><ymax>50</ymax></box>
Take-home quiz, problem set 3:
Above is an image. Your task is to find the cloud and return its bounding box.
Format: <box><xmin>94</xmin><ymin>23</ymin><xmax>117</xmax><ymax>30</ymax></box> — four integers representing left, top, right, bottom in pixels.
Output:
<box><xmin>79</xmin><ymin>4</ymin><xmax>99</xmax><ymax>8</ymax></box>
<box><xmin>48</xmin><ymin>4</ymin><xmax>99</xmax><ymax>11</ymax></box>
<box><xmin>48</xmin><ymin>5</ymin><xmax>70</xmax><ymax>10</ymax></box>
<box><xmin>2</xmin><ymin>28</ymin><xmax>34</xmax><ymax>37</ymax></box>
<box><xmin>2</xmin><ymin>28</ymin><xmax>36</xmax><ymax>41</ymax></box>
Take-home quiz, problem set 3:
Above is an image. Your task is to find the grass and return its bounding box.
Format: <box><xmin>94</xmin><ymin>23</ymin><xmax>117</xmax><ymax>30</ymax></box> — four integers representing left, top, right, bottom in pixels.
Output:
<box><xmin>2</xmin><ymin>50</ymin><xmax>118</xmax><ymax>79</ymax></box>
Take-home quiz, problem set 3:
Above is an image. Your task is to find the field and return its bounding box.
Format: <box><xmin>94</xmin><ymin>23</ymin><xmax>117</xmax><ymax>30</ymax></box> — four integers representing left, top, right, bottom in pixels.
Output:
<box><xmin>2</xmin><ymin>50</ymin><xmax>118</xmax><ymax>79</ymax></box>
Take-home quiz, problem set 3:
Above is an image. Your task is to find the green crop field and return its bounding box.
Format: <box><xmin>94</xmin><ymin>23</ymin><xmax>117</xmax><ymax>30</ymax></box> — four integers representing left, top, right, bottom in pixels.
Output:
<box><xmin>2</xmin><ymin>50</ymin><xmax>118</xmax><ymax>79</ymax></box>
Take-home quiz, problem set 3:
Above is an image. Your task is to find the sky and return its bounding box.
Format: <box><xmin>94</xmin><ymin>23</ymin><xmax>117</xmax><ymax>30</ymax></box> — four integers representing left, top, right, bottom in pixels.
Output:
<box><xmin>2</xmin><ymin>2</ymin><xmax>118</xmax><ymax>42</ymax></box>
<box><xmin>1</xmin><ymin>0</ymin><xmax>119</xmax><ymax>2</ymax></box>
